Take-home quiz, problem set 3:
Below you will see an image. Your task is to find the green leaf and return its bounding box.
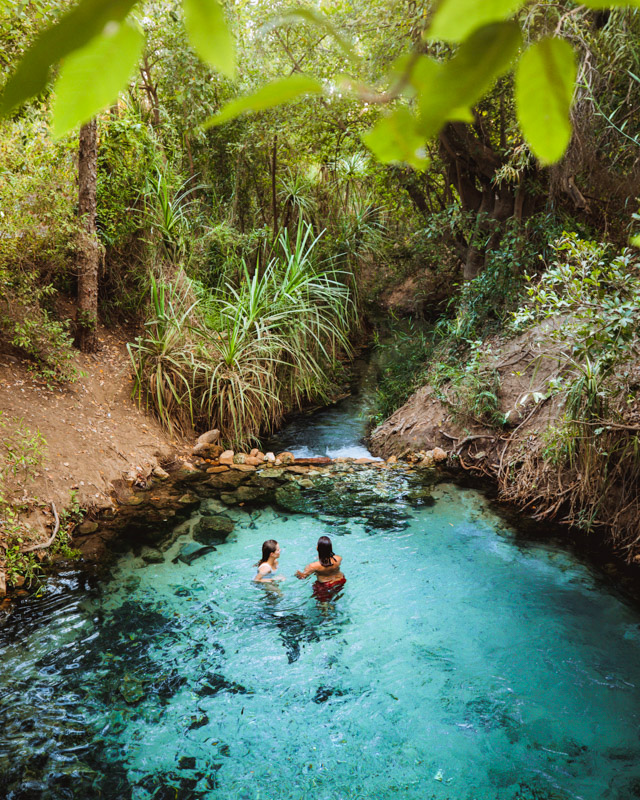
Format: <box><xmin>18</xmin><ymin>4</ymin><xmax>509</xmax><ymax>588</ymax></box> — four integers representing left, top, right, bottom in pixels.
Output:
<box><xmin>0</xmin><ymin>0</ymin><xmax>138</xmax><ymax>117</ymax></box>
<box><xmin>630</xmin><ymin>234</ymin><xmax>640</xmax><ymax>247</ymax></box>
<box><xmin>515</xmin><ymin>37</ymin><xmax>576</xmax><ymax>164</ymax></box>
<box><xmin>52</xmin><ymin>19</ymin><xmax>143</xmax><ymax>138</ymax></box>
<box><xmin>417</xmin><ymin>22</ymin><xmax>522</xmax><ymax>137</ymax></box>
<box><xmin>582</xmin><ymin>0</ymin><xmax>640</xmax><ymax>6</ymax></box>
<box><xmin>183</xmin><ymin>0</ymin><xmax>236</xmax><ymax>79</ymax></box>
<box><xmin>428</xmin><ymin>0</ymin><xmax>526</xmax><ymax>42</ymax></box>
<box><xmin>362</xmin><ymin>107</ymin><xmax>428</xmax><ymax>169</ymax></box>
<box><xmin>203</xmin><ymin>75</ymin><xmax>323</xmax><ymax>127</ymax></box>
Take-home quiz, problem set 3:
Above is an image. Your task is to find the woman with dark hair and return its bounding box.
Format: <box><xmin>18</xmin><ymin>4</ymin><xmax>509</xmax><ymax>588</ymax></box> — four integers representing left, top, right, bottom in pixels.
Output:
<box><xmin>254</xmin><ymin>539</ymin><xmax>283</xmax><ymax>582</ymax></box>
<box><xmin>295</xmin><ymin>536</ymin><xmax>345</xmax><ymax>597</ymax></box>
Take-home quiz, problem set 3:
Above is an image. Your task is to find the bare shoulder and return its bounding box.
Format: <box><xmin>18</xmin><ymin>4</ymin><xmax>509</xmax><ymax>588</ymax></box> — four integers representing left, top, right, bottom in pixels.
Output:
<box><xmin>334</xmin><ymin>555</ymin><xmax>342</xmax><ymax>565</ymax></box>
<box><xmin>257</xmin><ymin>563</ymin><xmax>272</xmax><ymax>576</ymax></box>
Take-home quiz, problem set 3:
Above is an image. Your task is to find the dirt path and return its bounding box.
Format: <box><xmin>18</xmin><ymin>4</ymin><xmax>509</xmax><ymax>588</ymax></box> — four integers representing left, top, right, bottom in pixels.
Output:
<box><xmin>0</xmin><ymin>324</ymin><xmax>185</xmax><ymax>549</ymax></box>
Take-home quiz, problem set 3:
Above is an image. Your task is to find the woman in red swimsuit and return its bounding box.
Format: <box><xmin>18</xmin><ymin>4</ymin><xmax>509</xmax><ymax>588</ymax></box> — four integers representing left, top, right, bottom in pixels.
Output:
<box><xmin>295</xmin><ymin>536</ymin><xmax>345</xmax><ymax>599</ymax></box>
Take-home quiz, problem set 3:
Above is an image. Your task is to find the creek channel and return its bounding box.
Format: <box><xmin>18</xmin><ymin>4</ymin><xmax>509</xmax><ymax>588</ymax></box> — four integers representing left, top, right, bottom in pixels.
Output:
<box><xmin>2</xmin><ymin>350</ymin><xmax>640</xmax><ymax>800</ymax></box>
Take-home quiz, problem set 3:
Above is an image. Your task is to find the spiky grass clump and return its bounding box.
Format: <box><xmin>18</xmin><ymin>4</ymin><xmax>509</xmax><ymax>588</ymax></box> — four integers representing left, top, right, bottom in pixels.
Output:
<box><xmin>129</xmin><ymin>222</ymin><xmax>355</xmax><ymax>447</ymax></box>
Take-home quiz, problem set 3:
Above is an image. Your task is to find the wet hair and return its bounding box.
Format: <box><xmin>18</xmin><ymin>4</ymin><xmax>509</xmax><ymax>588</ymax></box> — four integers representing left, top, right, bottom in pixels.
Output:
<box><xmin>258</xmin><ymin>539</ymin><xmax>278</xmax><ymax>565</ymax></box>
<box><xmin>317</xmin><ymin>536</ymin><xmax>335</xmax><ymax>567</ymax></box>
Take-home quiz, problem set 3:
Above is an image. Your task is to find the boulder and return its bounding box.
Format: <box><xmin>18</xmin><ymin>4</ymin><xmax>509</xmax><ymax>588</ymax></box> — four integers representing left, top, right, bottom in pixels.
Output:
<box><xmin>192</xmin><ymin>442</ymin><xmax>224</xmax><ymax>459</ymax></box>
<box><xmin>140</xmin><ymin>546</ymin><xmax>165</xmax><ymax>564</ymax></box>
<box><xmin>152</xmin><ymin>466</ymin><xmax>170</xmax><ymax>481</ymax></box>
<box><xmin>432</xmin><ymin>447</ymin><xmax>448</xmax><ymax>462</ymax></box>
<box><xmin>234</xmin><ymin>485</ymin><xmax>270</xmax><ymax>503</ymax></box>
<box><xmin>257</xmin><ymin>468</ymin><xmax>284</xmax><ymax>479</ymax></box>
<box><xmin>193</xmin><ymin>515</ymin><xmax>234</xmax><ymax>544</ymax></box>
<box><xmin>196</xmin><ymin>429</ymin><xmax>220</xmax><ymax>445</ymax></box>
<box><xmin>264</xmin><ymin>452</ymin><xmax>276</xmax><ymax>463</ymax></box>
<box><xmin>277</xmin><ymin>451</ymin><xmax>295</xmax><ymax>465</ymax></box>
<box><xmin>207</xmin><ymin>470</ymin><xmax>249</xmax><ymax>489</ymax></box>
<box><xmin>219</xmin><ymin>450</ymin><xmax>235</xmax><ymax>465</ymax></box>
<box><xmin>172</xmin><ymin>542</ymin><xmax>216</xmax><ymax>565</ymax></box>
<box><xmin>275</xmin><ymin>483</ymin><xmax>316</xmax><ymax>514</ymax></box>
<box><xmin>233</xmin><ymin>453</ymin><xmax>246</xmax><ymax>464</ymax></box>
<box><xmin>77</xmin><ymin>520</ymin><xmax>99</xmax><ymax>535</ymax></box>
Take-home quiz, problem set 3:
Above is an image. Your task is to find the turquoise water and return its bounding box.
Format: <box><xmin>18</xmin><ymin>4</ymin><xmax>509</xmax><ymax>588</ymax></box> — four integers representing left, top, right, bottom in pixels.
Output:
<box><xmin>2</xmin><ymin>471</ymin><xmax>640</xmax><ymax>800</ymax></box>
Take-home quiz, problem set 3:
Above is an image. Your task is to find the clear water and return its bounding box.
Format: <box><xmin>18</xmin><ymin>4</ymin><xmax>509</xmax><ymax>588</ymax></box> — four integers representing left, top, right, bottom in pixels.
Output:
<box><xmin>2</xmin><ymin>474</ymin><xmax>640</xmax><ymax>800</ymax></box>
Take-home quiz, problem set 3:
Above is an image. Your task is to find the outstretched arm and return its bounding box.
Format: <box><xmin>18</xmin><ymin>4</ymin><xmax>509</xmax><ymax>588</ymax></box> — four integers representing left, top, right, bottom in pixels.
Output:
<box><xmin>295</xmin><ymin>562</ymin><xmax>318</xmax><ymax>580</ymax></box>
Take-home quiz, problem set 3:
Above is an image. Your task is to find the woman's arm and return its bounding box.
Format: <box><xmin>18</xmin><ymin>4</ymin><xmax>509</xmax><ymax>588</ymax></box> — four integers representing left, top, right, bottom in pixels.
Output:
<box><xmin>254</xmin><ymin>564</ymin><xmax>273</xmax><ymax>582</ymax></box>
<box><xmin>295</xmin><ymin>561</ymin><xmax>318</xmax><ymax>579</ymax></box>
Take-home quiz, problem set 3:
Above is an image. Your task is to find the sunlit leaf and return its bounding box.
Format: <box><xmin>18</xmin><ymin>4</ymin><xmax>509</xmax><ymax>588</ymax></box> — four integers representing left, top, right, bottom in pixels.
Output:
<box><xmin>203</xmin><ymin>75</ymin><xmax>323</xmax><ymax>127</ymax></box>
<box><xmin>52</xmin><ymin>19</ymin><xmax>143</xmax><ymax>138</ymax></box>
<box><xmin>362</xmin><ymin>107</ymin><xmax>428</xmax><ymax>169</ymax></box>
<box><xmin>630</xmin><ymin>234</ymin><xmax>640</xmax><ymax>247</ymax></box>
<box><xmin>0</xmin><ymin>0</ymin><xmax>138</xmax><ymax>116</ymax></box>
<box><xmin>428</xmin><ymin>0</ymin><xmax>526</xmax><ymax>42</ymax></box>
<box><xmin>417</xmin><ymin>22</ymin><xmax>522</xmax><ymax>136</ymax></box>
<box><xmin>183</xmin><ymin>0</ymin><xmax>236</xmax><ymax>79</ymax></box>
<box><xmin>581</xmin><ymin>0</ymin><xmax>640</xmax><ymax>7</ymax></box>
<box><xmin>516</xmin><ymin>37</ymin><xmax>576</xmax><ymax>164</ymax></box>
<box><xmin>261</xmin><ymin>8</ymin><xmax>358</xmax><ymax>63</ymax></box>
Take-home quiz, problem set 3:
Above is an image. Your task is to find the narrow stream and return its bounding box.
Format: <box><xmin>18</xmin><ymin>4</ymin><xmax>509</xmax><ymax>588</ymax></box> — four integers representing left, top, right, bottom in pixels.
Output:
<box><xmin>2</xmin><ymin>353</ymin><xmax>640</xmax><ymax>800</ymax></box>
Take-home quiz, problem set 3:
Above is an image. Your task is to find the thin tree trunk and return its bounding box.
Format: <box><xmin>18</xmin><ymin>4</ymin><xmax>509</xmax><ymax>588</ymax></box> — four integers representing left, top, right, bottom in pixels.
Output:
<box><xmin>271</xmin><ymin>134</ymin><xmax>278</xmax><ymax>238</ymax></box>
<box><xmin>76</xmin><ymin>119</ymin><xmax>100</xmax><ymax>352</ymax></box>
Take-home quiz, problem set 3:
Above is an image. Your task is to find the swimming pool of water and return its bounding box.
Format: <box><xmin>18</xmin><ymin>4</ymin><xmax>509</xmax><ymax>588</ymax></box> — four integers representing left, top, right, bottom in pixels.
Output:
<box><xmin>2</xmin><ymin>471</ymin><xmax>640</xmax><ymax>800</ymax></box>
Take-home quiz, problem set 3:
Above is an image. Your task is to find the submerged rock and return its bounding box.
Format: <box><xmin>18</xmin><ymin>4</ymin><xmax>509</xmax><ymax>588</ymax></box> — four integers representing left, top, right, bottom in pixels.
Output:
<box><xmin>120</xmin><ymin>673</ymin><xmax>145</xmax><ymax>705</ymax></box>
<box><xmin>193</xmin><ymin>515</ymin><xmax>234</xmax><ymax>544</ymax></box>
<box><xmin>275</xmin><ymin>483</ymin><xmax>316</xmax><ymax>514</ymax></box>
<box><xmin>140</xmin><ymin>546</ymin><xmax>164</xmax><ymax>564</ymax></box>
<box><xmin>197</xmin><ymin>672</ymin><xmax>250</xmax><ymax>697</ymax></box>
<box><xmin>172</xmin><ymin>542</ymin><xmax>216</xmax><ymax>565</ymax></box>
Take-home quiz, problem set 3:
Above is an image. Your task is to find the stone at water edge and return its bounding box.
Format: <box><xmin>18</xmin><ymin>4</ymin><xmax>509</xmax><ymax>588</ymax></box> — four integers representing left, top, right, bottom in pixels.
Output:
<box><xmin>230</xmin><ymin>464</ymin><xmax>257</xmax><ymax>473</ymax></box>
<box><xmin>196</xmin><ymin>429</ymin><xmax>220</xmax><ymax>445</ymax></box>
<box><xmin>207</xmin><ymin>465</ymin><xmax>230</xmax><ymax>474</ymax></box>
<box><xmin>244</xmin><ymin>456</ymin><xmax>262</xmax><ymax>466</ymax></box>
<box><xmin>77</xmin><ymin>520</ymin><xmax>99</xmax><ymax>535</ymax></box>
<box><xmin>264</xmin><ymin>452</ymin><xmax>276</xmax><ymax>463</ymax></box>
<box><xmin>193</xmin><ymin>515</ymin><xmax>235</xmax><ymax>544</ymax></box>
<box><xmin>386</xmin><ymin>455</ymin><xmax>397</xmax><ymax>464</ymax></box>
<box><xmin>152</xmin><ymin>466</ymin><xmax>170</xmax><ymax>480</ymax></box>
<box><xmin>219</xmin><ymin>450</ymin><xmax>235</xmax><ymax>466</ymax></box>
<box><xmin>250</xmin><ymin>448</ymin><xmax>259</xmax><ymax>457</ymax></box>
<box><xmin>432</xmin><ymin>447</ymin><xmax>448</xmax><ymax>462</ymax></box>
<box><xmin>233</xmin><ymin>453</ymin><xmax>247</xmax><ymax>464</ymax></box>
<box><xmin>192</xmin><ymin>442</ymin><xmax>224</xmax><ymax>458</ymax></box>
<box><xmin>140</xmin><ymin>546</ymin><xmax>164</xmax><ymax>564</ymax></box>
<box><xmin>277</xmin><ymin>451</ymin><xmax>295</xmax><ymax>465</ymax></box>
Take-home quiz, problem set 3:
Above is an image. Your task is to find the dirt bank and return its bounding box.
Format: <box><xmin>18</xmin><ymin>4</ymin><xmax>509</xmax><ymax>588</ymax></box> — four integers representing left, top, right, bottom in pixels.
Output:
<box><xmin>0</xmin><ymin>322</ymin><xmax>186</xmax><ymax>581</ymax></box>
<box><xmin>369</xmin><ymin>328</ymin><xmax>640</xmax><ymax>561</ymax></box>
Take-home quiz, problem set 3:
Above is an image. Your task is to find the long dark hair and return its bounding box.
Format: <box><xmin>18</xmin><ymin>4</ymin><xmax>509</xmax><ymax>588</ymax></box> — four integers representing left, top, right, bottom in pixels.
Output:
<box><xmin>317</xmin><ymin>536</ymin><xmax>335</xmax><ymax>567</ymax></box>
<box><xmin>258</xmin><ymin>539</ymin><xmax>278</xmax><ymax>565</ymax></box>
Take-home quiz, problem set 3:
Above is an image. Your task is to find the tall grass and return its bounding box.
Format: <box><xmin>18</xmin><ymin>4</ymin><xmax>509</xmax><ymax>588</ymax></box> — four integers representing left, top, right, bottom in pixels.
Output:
<box><xmin>129</xmin><ymin>221</ymin><xmax>355</xmax><ymax>447</ymax></box>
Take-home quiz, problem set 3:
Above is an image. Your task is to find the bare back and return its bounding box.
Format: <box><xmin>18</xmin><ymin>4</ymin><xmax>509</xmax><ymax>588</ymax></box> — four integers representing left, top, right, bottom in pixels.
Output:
<box><xmin>297</xmin><ymin>554</ymin><xmax>343</xmax><ymax>583</ymax></box>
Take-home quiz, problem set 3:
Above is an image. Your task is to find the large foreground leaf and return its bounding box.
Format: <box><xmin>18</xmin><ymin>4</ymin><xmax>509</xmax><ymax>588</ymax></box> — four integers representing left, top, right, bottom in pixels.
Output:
<box><xmin>417</xmin><ymin>22</ymin><xmax>522</xmax><ymax>137</ymax></box>
<box><xmin>428</xmin><ymin>0</ymin><xmax>526</xmax><ymax>42</ymax></box>
<box><xmin>183</xmin><ymin>0</ymin><xmax>236</xmax><ymax>79</ymax></box>
<box><xmin>516</xmin><ymin>37</ymin><xmax>577</xmax><ymax>164</ymax></box>
<box><xmin>52</xmin><ymin>19</ymin><xmax>143</xmax><ymax>138</ymax></box>
<box><xmin>362</xmin><ymin>107</ymin><xmax>428</xmax><ymax>169</ymax></box>
<box><xmin>0</xmin><ymin>0</ymin><xmax>138</xmax><ymax>116</ymax></box>
<box><xmin>203</xmin><ymin>75</ymin><xmax>323</xmax><ymax>127</ymax></box>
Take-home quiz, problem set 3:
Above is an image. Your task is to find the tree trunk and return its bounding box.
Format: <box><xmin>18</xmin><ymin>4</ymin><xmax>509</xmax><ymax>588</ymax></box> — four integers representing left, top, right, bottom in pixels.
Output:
<box><xmin>271</xmin><ymin>134</ymin><xmax>278</xmax><ymax>238</ymax></box>
<box><xmin>76</xmin><ymin>119</ymin><xmax>100</xmax><ymax>353</ymax></box>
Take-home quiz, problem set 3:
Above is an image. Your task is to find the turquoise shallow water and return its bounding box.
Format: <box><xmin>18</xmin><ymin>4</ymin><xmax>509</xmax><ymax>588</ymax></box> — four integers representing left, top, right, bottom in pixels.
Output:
<box><xmin>2</xmin><ymin>472</ymin><xmax>640</xmax><ymax>800</ymax></box>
